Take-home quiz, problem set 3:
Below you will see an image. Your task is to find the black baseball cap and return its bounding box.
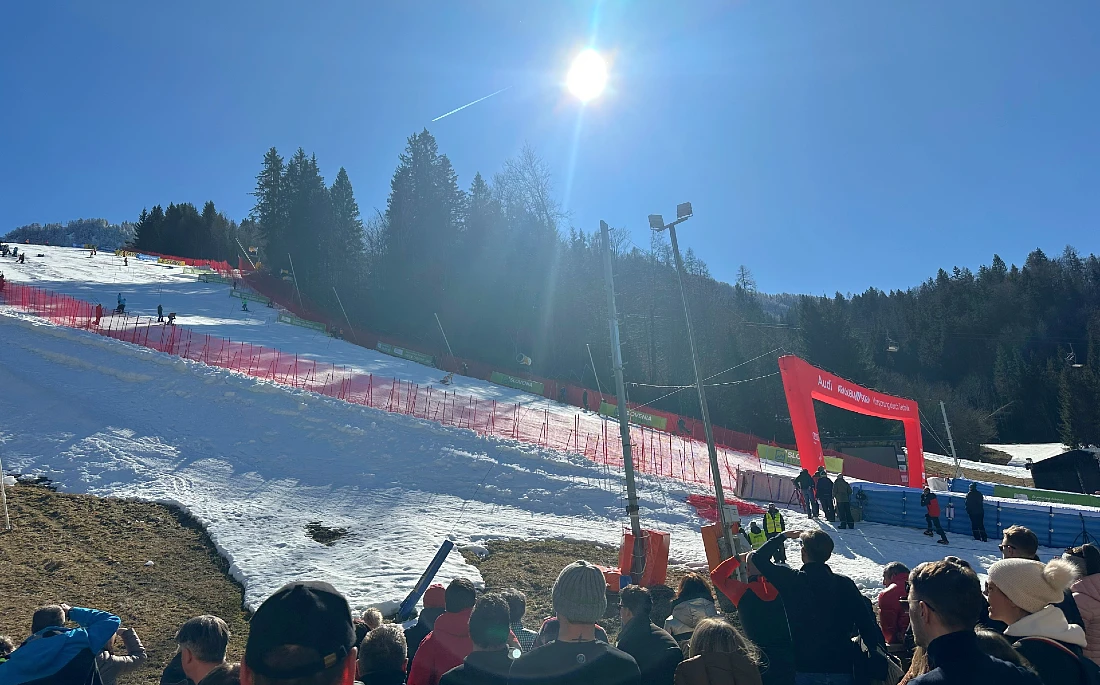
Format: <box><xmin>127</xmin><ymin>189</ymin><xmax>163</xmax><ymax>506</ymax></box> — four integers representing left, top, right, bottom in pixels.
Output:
<box><xmin>245</xmin><ymin>581</ymin><xmax>356</xmax><ymax>679</ymax></box>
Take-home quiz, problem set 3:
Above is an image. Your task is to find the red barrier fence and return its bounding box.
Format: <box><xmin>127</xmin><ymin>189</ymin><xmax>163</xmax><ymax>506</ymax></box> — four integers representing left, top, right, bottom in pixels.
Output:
<box><xmin>116</xmin><ymin>249</ymin><xmax>235</xmax><ymax>276</ymax></box>
<box><xmin>242</xmin><ymin>271</ymin><xmax>789</xmax><ymax>458</ymax></box>
<box><xmin>1</xmin><ymin>281</ymin><xmax>760</xmax><ymax>492</ymax></box>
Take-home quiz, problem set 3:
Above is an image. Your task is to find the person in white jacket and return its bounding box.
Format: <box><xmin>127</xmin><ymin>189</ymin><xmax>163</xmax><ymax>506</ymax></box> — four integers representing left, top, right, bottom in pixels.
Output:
<box><xmin>1068</xmin><ymin>543</ymin><xmax>1100</xmax><ymax>666</ymax></box>
<box><xmin>986</xmin><ymin>557</ymin><xmax>1088</xmax><ymax>685</ymax></box>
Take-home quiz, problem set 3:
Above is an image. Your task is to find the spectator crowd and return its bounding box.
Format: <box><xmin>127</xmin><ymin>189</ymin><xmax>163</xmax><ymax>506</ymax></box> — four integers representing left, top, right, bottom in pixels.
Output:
<box><xmin>2</xmin><ymin>515</ymin><xmax>1100</xmax><ymax>685</ymax></box>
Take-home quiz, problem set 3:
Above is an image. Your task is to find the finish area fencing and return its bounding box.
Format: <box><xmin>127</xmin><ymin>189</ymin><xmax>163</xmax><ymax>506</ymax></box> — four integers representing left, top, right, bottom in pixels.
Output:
<box><xmin>0</xmin><ymin>282</ymin><xmax>760</xmax><ymax>490</ymax></box>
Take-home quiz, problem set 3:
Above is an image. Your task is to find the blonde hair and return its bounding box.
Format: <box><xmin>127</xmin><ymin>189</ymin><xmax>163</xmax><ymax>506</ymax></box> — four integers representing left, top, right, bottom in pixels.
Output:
<box><xmin>688</xmin><ymin>617</ymin><xmax>761</xmax><ymax>665</ymax></box>
<box><xmin>363</xmin><ymin>607</ymin><xmax>383</xmax><ymax>630</ymax></box>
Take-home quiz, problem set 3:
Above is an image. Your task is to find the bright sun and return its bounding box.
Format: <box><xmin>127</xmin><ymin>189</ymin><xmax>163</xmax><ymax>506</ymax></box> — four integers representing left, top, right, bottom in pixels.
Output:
<box><xmin>567</xmin><ymin>49</ymin><xmax>608</xmax><ymax>102</ymax></box>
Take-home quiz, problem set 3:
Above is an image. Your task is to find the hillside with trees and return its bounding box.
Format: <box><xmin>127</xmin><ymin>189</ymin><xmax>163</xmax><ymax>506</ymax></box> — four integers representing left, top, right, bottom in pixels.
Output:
<box><xmin>7</xmin><ymin>129</ymin><xmax>1098</xmax><ymax>458</ymax></box>
<box><xmin>3</xmin><ymin>218</ymin><xmax>135</xmax><ymax>251</ymax></box>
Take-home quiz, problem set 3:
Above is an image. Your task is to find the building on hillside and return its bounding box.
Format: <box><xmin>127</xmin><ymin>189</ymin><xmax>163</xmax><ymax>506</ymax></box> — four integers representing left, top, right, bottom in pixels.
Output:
<box><xmin>1026</xmin><ymin>449</ymin><xmax>1100</xmax><ymax>494</ymax></box>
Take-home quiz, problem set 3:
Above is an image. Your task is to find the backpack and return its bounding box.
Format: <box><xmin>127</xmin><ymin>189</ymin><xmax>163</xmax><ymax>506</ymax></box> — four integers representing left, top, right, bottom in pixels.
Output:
<box><xmin>1014</xmin><ymin>636</ymin><xmax>1100</xmax><ymax>685</ymax></box>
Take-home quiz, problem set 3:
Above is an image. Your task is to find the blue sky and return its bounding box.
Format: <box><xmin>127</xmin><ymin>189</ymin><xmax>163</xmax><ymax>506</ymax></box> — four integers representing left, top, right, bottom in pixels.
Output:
<box><xmin>2</xmin><ymin>1</ymin><xmax>1098</xmax><ymax>295</ymax></box>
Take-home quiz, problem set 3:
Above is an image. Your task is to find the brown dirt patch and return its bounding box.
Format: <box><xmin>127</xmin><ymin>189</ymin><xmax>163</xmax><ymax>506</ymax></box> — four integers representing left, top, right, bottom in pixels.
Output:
<box><xmin>460</xmin><ymin>538</ymin><xmax>694</xmax><ymax>643</ymax></box>
<box><xmin>923</xmin><ymin>458</ymin><xmax>1033</xmax><ymax>487</ymax></box>
<box><xmin>0</xmin><ymin>484</ymin><xmax>249</xmax><ymax>684</ymax></box>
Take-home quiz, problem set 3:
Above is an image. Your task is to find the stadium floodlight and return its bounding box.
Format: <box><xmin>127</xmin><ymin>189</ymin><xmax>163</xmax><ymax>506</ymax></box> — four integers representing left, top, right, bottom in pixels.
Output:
<box><xmin>649</xmin><ymin>203</ymin><xmax>740</xmax><ymax>568</ymax></box>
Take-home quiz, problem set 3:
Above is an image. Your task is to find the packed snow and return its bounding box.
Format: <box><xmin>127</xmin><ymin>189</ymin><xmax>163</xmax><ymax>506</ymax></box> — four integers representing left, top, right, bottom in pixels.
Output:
<box><xmin>983</xmin><ymin>443</ymin><xmax>1068</xmax><ymax>467</ymax></box>
<box><xmin>0</xmin><ymin>246</ymin><xmax>1064</xmax><ymax>614</ymax></box>
<box><xmin>921</xmin><ymin>450</ymin><xmax>1035</xmax><ymax>480</ymax></box>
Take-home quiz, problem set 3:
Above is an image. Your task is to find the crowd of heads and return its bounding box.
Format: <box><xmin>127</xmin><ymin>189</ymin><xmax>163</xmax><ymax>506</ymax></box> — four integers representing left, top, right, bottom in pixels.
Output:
<box><xmin>7</xmin><ymin>517</ymin><xmax>1100</xmax><ymax>685</ymax></box>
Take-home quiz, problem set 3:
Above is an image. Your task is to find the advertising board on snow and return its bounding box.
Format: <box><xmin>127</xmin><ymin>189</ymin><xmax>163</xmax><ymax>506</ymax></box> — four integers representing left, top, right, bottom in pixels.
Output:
<box><xmin>598</xmin><ymin>401</ymin><xmax>669</xmax><ymax>430</ymax></box>
<box><xmin>992</xmin><ymin>483</ymin><xmax>1100</xmax><ymax>508</ymax></box>
<box><xmin>377</xmin><ymin>342</ymin><xmax>436</xmax><ymax>367</ymax></box>
<box><xmin>489</xmin><ymin>371</ymin><xmax>544</xmax><ymax>395</ymax></box>
<box><xmin>757</xmin><ymin>444</ymin><xmax>843</xmax><ymax>473</ymax></box>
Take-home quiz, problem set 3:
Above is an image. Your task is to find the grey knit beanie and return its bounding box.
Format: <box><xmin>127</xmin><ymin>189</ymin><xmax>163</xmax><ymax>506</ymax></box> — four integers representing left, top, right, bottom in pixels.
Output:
<box><xmin>552</xmin><ymin>560</ymin><xmax>607</xmax><ymax>624</ymax></box>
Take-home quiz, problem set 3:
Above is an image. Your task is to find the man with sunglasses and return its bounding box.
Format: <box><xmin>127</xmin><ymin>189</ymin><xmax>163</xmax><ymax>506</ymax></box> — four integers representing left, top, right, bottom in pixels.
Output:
<box><xmin>905</xmin><ymin>559</ymin><xmax>1040</xmax><ymax>684</ymax></box>
<box><xmin>1000</xmin><ymin>525</ymin><xmax>1084</xmax><ymax>629</ymax></box>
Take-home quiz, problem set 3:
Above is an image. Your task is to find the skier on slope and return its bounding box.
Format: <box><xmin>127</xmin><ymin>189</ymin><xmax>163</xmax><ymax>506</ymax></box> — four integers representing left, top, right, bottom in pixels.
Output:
<box><xmin>157</xmin><ymin>304</ymin><xmax>164</xmax><ymax>323</ymax></box>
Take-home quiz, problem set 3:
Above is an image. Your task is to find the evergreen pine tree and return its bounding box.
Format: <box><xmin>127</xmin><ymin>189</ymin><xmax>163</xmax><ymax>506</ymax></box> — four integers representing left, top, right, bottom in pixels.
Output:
<box><xmin>250</xmin><ymin>147</ymin><xmax>285</xmax><ymax>271</ymax></box>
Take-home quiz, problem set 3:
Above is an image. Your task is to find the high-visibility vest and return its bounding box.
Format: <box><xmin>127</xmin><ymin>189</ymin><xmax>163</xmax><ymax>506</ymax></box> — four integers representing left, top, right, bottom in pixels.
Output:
<box><xmin>747</xmin><ymin>529</ymin><xmax>768</xmax><ymax>549</ymax></box>
<box><xmin>764</xmin><ymin>511</ymin><xmax>784</xmax><ymax>535</ymax></box>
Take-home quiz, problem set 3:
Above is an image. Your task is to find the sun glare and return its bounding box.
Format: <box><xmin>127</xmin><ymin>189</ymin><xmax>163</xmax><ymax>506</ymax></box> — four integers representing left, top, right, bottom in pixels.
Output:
<box><xmin>567</xmin><ymin>49</ymin><xmax>608</xmax><ymax>102</ymax></box>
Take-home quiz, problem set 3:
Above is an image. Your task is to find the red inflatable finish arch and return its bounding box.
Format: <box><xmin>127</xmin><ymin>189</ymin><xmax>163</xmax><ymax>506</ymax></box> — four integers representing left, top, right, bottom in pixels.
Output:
<box><xmin>778</xmin><ymin>355</ymin><xmax>926</xmax><ymax>488</ymax></box>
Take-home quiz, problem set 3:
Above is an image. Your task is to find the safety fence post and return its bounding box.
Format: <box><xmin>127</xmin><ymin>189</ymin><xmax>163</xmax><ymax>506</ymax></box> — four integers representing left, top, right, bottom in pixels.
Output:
<box><xmin>1049</xmin><ymin>507</ymin><xmax>1054</xmax><ymax>548</ymax></box>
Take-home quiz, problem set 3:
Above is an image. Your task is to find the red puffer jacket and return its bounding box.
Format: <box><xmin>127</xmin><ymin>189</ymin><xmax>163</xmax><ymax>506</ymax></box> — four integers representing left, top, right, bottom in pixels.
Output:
<box><xmin>877</xmin><ymin>572</ymin><xmax>910</xmax><ymax>645</ymax></box>
<box><xmin>407</xmin><ymin>608</ymin><xmax>474</xmax><ymax>685</ymax></box>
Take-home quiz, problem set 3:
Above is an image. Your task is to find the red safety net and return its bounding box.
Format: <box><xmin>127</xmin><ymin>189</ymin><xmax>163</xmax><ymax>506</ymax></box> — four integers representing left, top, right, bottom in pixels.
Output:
<box><xmin>685</xmin><ymin>494</ymin><xmax>768</xmax><ymax>522</ymax></box>
<box><xmin>120</xmin><ymin>249</ymin><xmax>235</xmax><ymax>276</ymax></box>
<box><xmin>1</xmin><ymin>281</ymin><xmax>761</xmax><ymax>492</ymax></box>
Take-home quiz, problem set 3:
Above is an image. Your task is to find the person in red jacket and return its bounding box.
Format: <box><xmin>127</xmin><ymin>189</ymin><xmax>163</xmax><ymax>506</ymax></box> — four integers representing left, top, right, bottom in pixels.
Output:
<box><xmin>711</xmin><ymin>552</ymin><xmax>795</xmax><ymax>685</ymax></box>
<box><xmin>921</xmin><ymin>487</ymin><xmax>949</xmax><ymax>544</ymax></box>
<box><xmin>408</xmin><ymin>578</ymin><xmax>477</xmax><ymax>685</ymax></box>
<box><xmin>877</xmin><ymin>561</ymin><xmax>911</xmax><ymax>648</ymax></box>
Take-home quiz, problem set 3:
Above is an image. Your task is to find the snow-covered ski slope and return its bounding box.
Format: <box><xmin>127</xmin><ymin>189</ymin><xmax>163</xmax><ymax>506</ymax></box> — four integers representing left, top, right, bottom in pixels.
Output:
<box><xmin>2</xmin><ymin>246</ymin><xmax>757</xmax><ymax>488</ymax></box>
<box><xmin>0</xmin><ymin>246</ymin><xmax>1047</xmax><ymax>611</ymax></box>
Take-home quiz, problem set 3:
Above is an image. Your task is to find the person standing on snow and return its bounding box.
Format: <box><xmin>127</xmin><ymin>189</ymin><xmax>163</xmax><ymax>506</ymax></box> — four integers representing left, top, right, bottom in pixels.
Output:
<box><xmin>746</xmin><ymin>522</ymin><xmax>768</xmax><ymax>551</ymax></box>
<box><xmin>921</xmin><ymin>486</ymin><xmax>949</xmax><ymax>545</ymax></box>
<box><xmin>157</xmin><ymin>304</ymin><xmax>164</xmax><ymax>323</ymax></box>
<box><xmin>833</xmin><ymin>474</ymin><xmax>854</xmax><ymax>529</ymax></box>
<box><xmin>763</xmin><ymin>504</ymin><xmax>786</xmax><ymax>563</ymax></box>
<box><xmin>814</xmin><ymin>468</ymin><xmax>835</xmax><ymax>522</ymax></box>
<box><xmin>793</xmin><ymin>469</ymin><xmax>818</xmax><ymax>519</ymax></box>
<box><xmin>966</xmin><ymin>483</ymin><xmax>988</xmax><ymax>542</ymax></box>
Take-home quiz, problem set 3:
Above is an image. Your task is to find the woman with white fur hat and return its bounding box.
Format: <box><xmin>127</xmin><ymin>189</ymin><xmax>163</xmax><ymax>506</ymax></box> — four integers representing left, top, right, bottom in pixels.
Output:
<box><xmin>986</xmin><ymin>556</ymin><xmax>1089</xmax><ymax>685</ymax></box>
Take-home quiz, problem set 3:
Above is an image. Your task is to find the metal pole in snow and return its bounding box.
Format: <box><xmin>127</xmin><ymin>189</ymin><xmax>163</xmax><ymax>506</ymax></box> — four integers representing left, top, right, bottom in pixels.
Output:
<box><xmin>0</xmin><ymin>451</ymin><xmax>10</xmax><ymax>530</ymax></box>
<box><xmin>332</xmin><ymin>287</ymin><xmax>359</xmax><ymax>344</ymax></box>
<box><xmin>940</xmin><ymin>400</ymin><xmax>961</xmax><ymax>480</ymax></box>
<box><xmin>434</xmin><ymin>313</ymin><xmax>457</xmax><ymax>369</ymax></box>
<box><xmin>287</xmin><ymin>253</ymin><xmax>304</xmax><ymax>310</ymax></box>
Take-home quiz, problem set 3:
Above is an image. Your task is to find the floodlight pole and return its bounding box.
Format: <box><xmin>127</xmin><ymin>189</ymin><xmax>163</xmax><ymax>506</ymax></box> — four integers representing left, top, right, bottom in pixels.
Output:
<box><xmin>652</xmin><ymin>207</ymin><xmax>737</xmax><ymax>563</ymax></box>
<box><xmin>599</xmin><ymin>220</ymin><xmax>646</xmax><ymax>578</ymax></box>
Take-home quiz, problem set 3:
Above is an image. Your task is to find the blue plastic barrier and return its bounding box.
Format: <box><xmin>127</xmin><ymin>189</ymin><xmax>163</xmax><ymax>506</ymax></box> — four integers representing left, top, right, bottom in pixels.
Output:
<box><xmin>854</xmin><ymin>481</ymin><xmax>1100</xmax><ymax>550</ymax></box>
<box><xmin>949</xmin><ymin>478</ymin><xmax>995</xmax><ymax>496</ymax></box>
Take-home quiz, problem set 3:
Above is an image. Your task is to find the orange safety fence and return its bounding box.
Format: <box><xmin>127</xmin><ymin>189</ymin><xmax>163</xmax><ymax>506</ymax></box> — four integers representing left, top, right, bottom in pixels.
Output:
<box><xmin>0</xmin><ymin>281</ymin><xmax>761</xmax><ymax>491</ymax></box>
